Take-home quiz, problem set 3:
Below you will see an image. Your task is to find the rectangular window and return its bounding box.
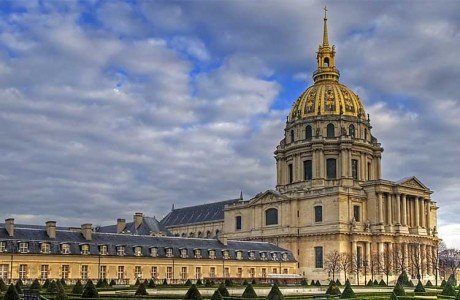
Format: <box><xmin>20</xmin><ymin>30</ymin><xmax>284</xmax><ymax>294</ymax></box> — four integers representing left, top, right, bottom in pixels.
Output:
<box><xmin>61</xmin><ymin>265</ymin><xmax>70</xmax><ymax>279</ymax></box>
<box><xmin>40</xmin><ymin>265</ymin><xmax>49</xmax><ymax>279</ymax></box>
<box><xmin>180</xmin><ymin>267</ymin><xmax>187</xmax><ymax>280</ymax></box>
<box><xmin>237</xmin><ymin>268</ymin><xmax>243</xmax><ymax>278</ymax></box>
<box><xmin>0</xmin><ymin>242</ymin><xmax>5</xmax><ymax>252</ymax></box>
<box><xmin>100</xmin><ymin>266</ymin><xmax>107</xmax><ymax>279</ymax></box>
<box><xmin>224</xmin><ymin>267</ymin><xmax>230</xmax><ymax>277</ymax></box>
<box><xmin>288</xmin><ymin>164</ymin><xmax>293</xmax><ymax>183</ymax></box>
<box><xmin>314</xmin><ymin>247</ymin><xmax>323</xmax><ymax>268</ymax></box>
<box><xmin>249</xmin><ymin>268</ymin><xmax>255</xmax><ymax>278</ymax></box>
<box><xmin>134</xmin><ymin>247</ymin><xmax>142</xmax><ymax>257</ymax></box>
<box><xmin>367</xmin><ymin>162</ymin><xmax>371</xmax><ymax>180</ymax></box>
<box><xmin>209</xmin><ymin>267</ymin><xmax>216</xmax><ymax>278</ymax></box>
<box><xmin>314</xmin><ymin>206</ymin><xmax>323</xmax><ymax>223</ymax></box>
<box><xmin>19</xmin><ymin>264</ymin><xmax>27</xmax><ymax>280</ymax></box>
<box><xmin>166</xmin><ymin>267</ymin><xmax>173</xmax><ymax>279</ymax></box>
<box><xmin>195</xmin><ymin>267</ymin><xmax>201</xmax><ymax>279</ymax></box>
<box><xmin>283</xmin><ymin>268</ymin><xmax>288</xmax><ymax>274</ymax></box>
<box><xmin>326</xmin><ymin>158</ymin><xmax>336</xmax><ymax>179</ymax></box>
<box><xmin>81</xmin><ymin>244</ymin><xmax>90</xmax><ymax>255</ymax></box>
<box><xmin>209</xmin><ymin>250</ymin><xmax>216</xmax><ymax>259</ymax></box>
<box><xmin>303</xmin><ymin>160</ymin><xmax>312</xmax><ymax>180</ymax></box>
<box><xmin>19</xmin><ymin>242</ymin><xmax>28</xmax><ymax>253</ymax></box>
<box><xmin>117</xmin><ymin>246</ymin><xmax>125</xmax><ymax>256</ymax></box>
<box><xmin>262</xmin><ymin>268</ymin><xmax>267</xmax><ymax>278</ymax></box>
<box><xmin>166</xmin><ymin>248</ymin><xmax>173</xmax><ymax>257</ymax></box>
<box><xmin>0</xmin><ymin>264</ymin><xmax>8</xmax><ymax>279</ymax></box>
<box><xmin>41</xmin><ymin>243</ymin><xmax>50</xmax><ymax>254</ymax></box>
<box><xmin>117</xmin><ymin>266</ymin><xmax>125</xmax><ymax>280</ymax></box>
<box><xmin>353</xmin><ymin>205</ymin><xmax>361</xmax><ymax>222</ymax></box>
<box><xmin>235</xmin><ymin>216</ymin><xmax>242</xmax><ymax>230</ymax></box>
<box><xmin>100</xmin><ymin>245</ymin><xmax>108</xmax><ymax>255</ymax></box>
<box><xmin>81</xmin><ymin>265</ymin><xmax>88</xmax><ymax>280</ymax></box>
<box><xmin>61</xmin><ymin>244</ymin><xmax>70</xmax><ymax>254</ymax></box>
<box><xmin>135</xmin><ymin>266</ymin><xmax>142</xmax><ymax>279</ymax></box>
<box><xmin>352</xmin><ymin>159</ymin><xmax>359</xmax><ymax>180</ymax></box>
<box><xmin>357</xmin><ymin>247</ymin><xmax>362</xmax><ymax>268</ymax></box>
<box><xmin>151</xmin><ymin>266</ymin><xmax>158</xmax><ymax>279</ymax></box>
<box><xmin>272</xmin><ymin>268</ymin><xmax>277</xmax><ymax>274</ymax></box>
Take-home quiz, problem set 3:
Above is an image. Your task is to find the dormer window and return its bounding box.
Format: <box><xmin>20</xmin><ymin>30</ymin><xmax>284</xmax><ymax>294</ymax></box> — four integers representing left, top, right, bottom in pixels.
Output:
<box><xmin>99</xmin><ymin>245</ymin><xmax>108</xmax><ymax>255</ymax></box>
<box><xmin>61</xmin><ymin>244</ymin><xmax>70</xmax><ymax>254</ymax></box>
<box><xmin>260</xmin><ymin>252</ymin><xmax>267</xmax><ymax>260</ymax></box>
<box><xmin>272</xmin><ymin>252</ymin><xmax>278</xmax><ymax>260</ymax></box>
<box><xmin>249</xmin><ymin>251</ymin><xmax>255</xmax><ymax>260</ymax></box>
<box><xmin>134</xmin><ymin>246</ymin><xmax>142</xmax><ymax>257</ymax></box>
<box><xmin>223</xmin><ymin>250</ymin><xmax>230</xmax><ymax>260</ymax></box>
<box><xmin>81</xmin><ymin>244</ymin><xmax>90</xmax><ymax>255</ymax></box>
<box><xmin>117</xmin><ymin>246</ymin><xmax>125</xmax><ymax>256</ymax></box>
<box><xmin>209</xmin><ymin>249</ymin><xmax>216</xmax><ymax>259</ymax></box>
<box><xmin>150</xmin><ymin>247</ymin><xmax>158</xmax><ymax>257</ymax></box>
<box><xmin>0</xmin><ymin>242</ymin><xmax>5</xmax><ymax>252</ymax></box>
<box><xmin>19</xmin><ymin>242</ymin><xmax>28</xmax><ymax>253</ymax></box>
<box><xmin>41</xmin><ymin>243</ymin><xmax>51</xmax><ymax>254</ymax></box>
<box><xmin>194</xmin><ymin>249</ymin><xmax>201</xmax><ymax>258</ymax></box>
<box><xmin>236</xmin><ymin>251</ymin><xmax>243</xmax><ymax>260</ymax></box>
<box><xmin>282</xmin><ymin>252</ymin><xmax>288</xmax><ymax>261</ymax></box>
<box><xmin>180</xmin><ymin>248</ymin><xmax>188</xmax><ymax>258</ymax></box>
<box><xmin>165</xmin><ymin>248</ymin><xmax>173</xmax><ymax>258</ymax></box>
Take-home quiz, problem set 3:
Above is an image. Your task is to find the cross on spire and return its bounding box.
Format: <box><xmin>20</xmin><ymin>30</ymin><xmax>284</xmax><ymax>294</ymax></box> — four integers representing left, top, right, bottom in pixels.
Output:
<box><xmin>324</xmin><ymin>6</ymin><xmax>327</xmax><ymax>19</ymax></box>
<box><xmin>322</xmin><ymin>6</ymin><xmax>329</xmax><ymax>46</ymax></box>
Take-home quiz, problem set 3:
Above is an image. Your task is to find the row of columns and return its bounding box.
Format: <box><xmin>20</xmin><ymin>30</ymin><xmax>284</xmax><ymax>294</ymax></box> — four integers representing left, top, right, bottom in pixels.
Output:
<box><xmin>350</xmin><ymin>241</ymin><xmax>435</xmax><ymax>277</ymax></box>
<box><xmin>377</xmin><ymin>193</ymin><xmax>431</xmax><ymax>229</ymax></box>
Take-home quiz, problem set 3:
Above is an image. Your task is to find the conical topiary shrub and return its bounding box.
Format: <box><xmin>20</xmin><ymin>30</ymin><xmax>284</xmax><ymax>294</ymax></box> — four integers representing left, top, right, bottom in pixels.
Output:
<box><xmin>163</xmin><ymin>279</ymin><xmax>168</xmax><ymax>286</ymax></box>
<box><xmin>340</xmin><ymin>280</ymin><xmax>355</xmax><ymax>299</ymax></box>
<box><xmin>55</xmin><ymin>281</ymin><xmax>68</xmax><ymax>300</ymax></box>
<box><xmin>14</xmin><ymin>281</ymin><xmax>22</xmax><ymax>294</ymax></box>
<box><xmin>184</xmin><ymin>284</ymin><xmax>202</xmax><ymax>300</ymax></box>
<box><xmin>109</xmin><ymin>279</ymin><xmax>116</xmax><ymax>286</ymax></box>
<box><xmin>0</xmin><ymin>278</ymin><xmax>7</xmax><ymax>291</ymax></box>
<box><xmin>96</xmin><ymin>279</ymin><xmax>104</xmax><ymax>288</ymax></box>
<box><xmin>135</xmin><ymin>278</ymin><xmax>141</xmax><ymax>286</ymax></box>
<box><xmin>60</xmin><ymin>278</ymin><xmax>66</xmax><ymax>287</ymax></box>
<box><xmin>397</xmin><ymin>271</ymin><xmax>410</xmax><ymax>286</ymax></box>
<box><xmin>448</xmin><ymin>274</ymin><xmax>457</xmax><ymax>287</ymax></box>
<box><xmin>373</xmin><ymin>279</ymin><xmax>378</xmax><ymax>286</ymax></box>
<box><xmin>72</xmin><ymin>280</ymin><xmax>84</xmax><ymax>294</ymax></box>
<box><xmin>217</xmin><ymin>283</ymin><xmax>230</xmax><ymax>297</ymax></box>
<box><xmin>425</xmin><ymin>280</ymin><xmax>433</xmax><ymax>287</ymax></box>
<box><xmin>185</xmin><ymin>279</ymin><xmax>192</xmax><ymax>286</ymax></box>
<box><xmin>310</xmin><ymin>280</ymin><xmax>315</xmax><ymax>286</ymax></box>
<box><xmin>148</xmin><ymin>279</ymin><xmax>156</xmax><ymax>288</ymax></box>
<box><xmin>389</xmin><ymin>292</ymin><xmax>398</xmax><ymax>300</ymax></box>
<box><xmin>393</xmin><ymin>282</ymin><xmax>406</xmax><ymax>296</ymax></box>
<box><xmin>441</xmin><ymin>279</ymin><xmax>447</xmax><ymax>288</ymax></box>
<box><xmin>135</xmin><ymin>282</ymin><xmax>148</xmax><ymax>296</ymax></box>
<box><xmin>407</xmin><ymin>280</ymin><xmax>414</xmax><ymax>287</ymax></box>
<box><xmin>210</xmin><ymin>289</ymin><xmax>223</xmax><ymax>300</ymax></box>
<box><xmin>325</xmin><ymin>281</ymin><xmax>341</xmax><ymax>295</ymax></box>
<box><xmin>47</xmin><ymin>280</ymin><xmax>58</xmax><ymax>293</ymax></box>
<box><xmin>379</xmin><ymin>279</ymin><xmax>387</xmax><ymax>286</ymax></box>
<box><xmin>301</xmin><ymin>278</ymin><xmax>308</xmax><ymax>286</ymax></box>
<box><xmin>366</xmin><ymin>279</ymin><xmax>373</xmax><ymax>286</ymax></box>
<box><xmin>242</xmin><ymin>284</ymin><xmax>258</xmax><ymax>298</ymax></box>
<box><xmin>15</xmin><ymin>279</ymin><xmax>23</xmax><ymax>289</ymax></box>
<box><xmin>196</xmin><ymin>279</ymin><xmax>203</xmax><ymax>286</ymax></box>
<box><xmin>336</xmin><ymin>279</ymin><xmax>342</xmax><ymax>286</ymax></box>
<box><xmin>30</xmin><ymin>279</ymin><xmax>41</xmax><ymax>291</ymax></box>
<box><xmin>315</xmin><ymin>280</ymin><xmax>321</xmax><ymax>286</ymax></box>
<box><xmin>81</xmin><ymin>280</ymin><xmax>99</xmax><ymax>299</ymax></box>
<box><xmin>267</xmin><ymin>284</ymin><xmax>284</xmax><ymax>300</ymax></box>
<box><xmin>414</xmin><ymin>280</ymin><xmax>426</xmax><ymax>293</ymax></box>
<box><xmin>441</xmin><ymin>281</ymin><xmax>456</xmax><ymax>297</ymax></box>
<box><xmin>3</xmin><ymin>284</ymin><xmax>20</xmax><ymax>300</ymax></box>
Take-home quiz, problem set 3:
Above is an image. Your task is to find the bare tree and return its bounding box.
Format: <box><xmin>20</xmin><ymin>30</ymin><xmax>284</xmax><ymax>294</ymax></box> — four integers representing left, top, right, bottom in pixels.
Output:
<box><xmin>381</xmin><ymin>248</ymin><xmax>394</xmax><ymax>284</ymax></box>
<box><xmin>409</xmin><ymin>241</ymin><xmax>422</xmax><ymax>280</ymax></box>
<box><xmin>370</xmin><ymin>252</ymin><xmax>380</xmax><ymax>282</ymax></box>
<box><xmin>351</xmin><ymin>253</ymin><xmax>362</xmax><ymax>285</ymax></box>
<box><xmin>439</xmin><ymin>247</ymin><xmax>460</xmax><ymax>280</ymax></box>
<box><xmin>339</xmin><ymin>252</ymin><xmax>352</xmax><ymax>282</ymax></box>
<box><xmin>325</xmin><ymin>250</ymin><xmax>341</xmax><ymax>281</ymax></box>
<box><xmin>433</xmin><ymin>241</ymin><xmax>446</xmax><ymax>286</ymax></box>
<box><xmin>394</xmin><ymin>244</ymin><xmax>406</xmax><ymax>276</ymax></box>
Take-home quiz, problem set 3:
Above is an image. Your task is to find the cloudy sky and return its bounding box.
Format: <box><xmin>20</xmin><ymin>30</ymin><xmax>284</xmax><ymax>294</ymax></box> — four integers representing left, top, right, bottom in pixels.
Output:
<box><xmin>0</xmin><ymin>1</ymin><xmax>459</xmax><ymax>247</ymax></box>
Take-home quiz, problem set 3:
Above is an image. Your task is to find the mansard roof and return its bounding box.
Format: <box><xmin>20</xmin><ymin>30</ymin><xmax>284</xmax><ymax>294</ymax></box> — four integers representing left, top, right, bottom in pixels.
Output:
<box><xmin>97</xmin><ymin>216</ymin><xmax>171</xmax><ymax>236</ymax></box>
<box><xmin>0</xmin><ymin>224</ymin><xmax>294</xmax><ymax>262</ymax></box>
<box><xmin>161</xmin><ymin>198</ymin><xmax>241</xmax><ymax>227</ymax></box>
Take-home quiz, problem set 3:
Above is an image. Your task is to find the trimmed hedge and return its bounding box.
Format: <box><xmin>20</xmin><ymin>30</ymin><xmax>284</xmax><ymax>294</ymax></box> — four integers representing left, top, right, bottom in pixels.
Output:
<box><xmin>72</xmin><ymin>280</ymin><xmax>84</xmax><ymax>295</ymax></box>
<box><xmin>441</xmin><ymin>281</ymin><xmax>457</xmax><ymax>297</ymax></box>
<box><xmin>242</xmin><ymin>284</ymin><xmax>257</xmax><ymax>298</ymax></box>
<box><xmin>82</xmin><ymin>280</ymin><xmax>99</xmax><ymax>299</ymax></box>
<box><xmin>325</xmin><ymin>281</ymin><xmax>341</xmax><ymax>296</ymax></box>
<box><xmin>339</xmin><ymin>280</ymin><xmax>355</xmax><ymax>299</ymax></box>
<box><xmin>414</xmin><ymin>280</ymin><xmax>426</xmax><ymax>293</ymax></box>
<box><xmin>267</xmin><ymin>284</ymin><xmax>284</xmax><ymax>300</ymax></box>
<box><xmin>3</xmin><ymin>284</ymin><xmax>20</xmax><ymax>300</ymax></box>
<box><xmin>183</xmin><ymin>284</ymin><xmax>202</xmax><ymax>300</ymax></box>
<box><xmin>217</xmin><ymin>283</ymin><xmax>230</xmax><ymax>297</ymax></box>
<box><xmin>135</xmin><ymin>282</ymin><xmax>148</xmax><ymax>296</ymax></box>
<box><xmin>393</xmin><ymin>282</ymin><xmax>406</xmax><ymax>296</ymax></box>
<box><xmin>210</xmin><ymin>290</ymin><xmax>223</xmax><ymax>300</ymax></box>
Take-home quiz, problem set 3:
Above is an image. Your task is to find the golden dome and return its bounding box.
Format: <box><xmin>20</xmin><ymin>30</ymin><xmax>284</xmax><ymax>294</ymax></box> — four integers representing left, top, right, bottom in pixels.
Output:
<box><xmin>288</xmin><ymin>7</ymin><xmax>365</xmax><ymax>121</ymax></box>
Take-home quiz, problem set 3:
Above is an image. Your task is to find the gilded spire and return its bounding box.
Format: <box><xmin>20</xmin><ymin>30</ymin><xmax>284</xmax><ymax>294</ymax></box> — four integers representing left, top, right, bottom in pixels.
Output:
<box><xmin>323</xmin><ymin>6</ymin><xmax>329</xmax><ymax>47</ymax></box>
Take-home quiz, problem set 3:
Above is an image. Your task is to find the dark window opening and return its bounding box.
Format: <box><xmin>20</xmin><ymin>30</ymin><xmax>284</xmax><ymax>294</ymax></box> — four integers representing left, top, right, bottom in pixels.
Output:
<box><xmin>314</xmin><ymin>247</ymin><xmax>323</xmax><ymax>268</ymax></box>
<box><xmin>357</xmin><ymin>247</ymin><xmax>362</xmax><ymax>267</ymax></box>
<box><xmin>326</xmin><ymin>158</ymin><xmax>336</xmax><ymax>179</ymax></box>
<box><xmin>353</xmin><ymin>205</ymin><xmax>361</xmax><ymax>222</ymax></box>
<box><xmin>352</xmin><ymin>159</ymin><xmax>359</xmax><ymax>180</ymax></box>
<box><xmin>235</xmin><ymin>216</ymin><xmax>242</xmax><ymax>230</ymax></box>
<box><xmin>290</xmin><ymin>130</ymin><xmax>295</xmax><ymax>143</ymax></box>
<box><xmin>303</xmin><ymin>160</ymin><xmax>312</xmax><ymax>180</ymax></box>
<box><xmin>327</xmin><ymin>123</ymin><xmax>335</xmax><ymax>138</ymax></box>
<box><xmin>265</xmin><ymin>208</ymin><xmax>278</xmax><ymax>226</ymax></box>
<box><xmin>288</xmin><ymin>164</ymin><xmax>293</xmax><ymax>183</ymax></box>
<box><xmin>324</xmin><ymin>58</ymin><xmax>329</xmax><ymax>67</ymax></box>
<box><xmin>314</xmin><ymin>206</ymin><xmax>323</xmax><ymax>223</ymax></box>
<box><xmin>349</xmin><ymin>124</ymin><xmax>355</xmax><ymax>138</ymax></box>
<box><xmin>305</xmin><ymin>125</ymin><xmax>312</xmax><ymax>140</ymax></box>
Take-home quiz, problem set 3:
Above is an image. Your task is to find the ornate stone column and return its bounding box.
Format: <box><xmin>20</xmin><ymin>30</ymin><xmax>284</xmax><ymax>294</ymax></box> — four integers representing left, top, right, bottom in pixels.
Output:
<box><xmin>426</xmin><ymin>200</ymin><xmax>431</xmax><ymax>234</ymax></box>
<box><xmin>395</xmin><ymin>193</ymin><xmax>401</xmax><ymax>225</ymax></box>
<box><xmin>420</xmin><ymin>198</ymin><xmax>426</xmax><ymax>228</ymax></box>
<box><xmin>366</xmin><ymin>242</ymin><xmax>371</xmax><ymax>267</ymax></box>
<box><xmin>352</xmin><ymin>241</ymin><xmax>358</xmax><ymax>260</ymax></box>
<box><xmin>426</xmin><ymin>245</ymin><xmax>432</xmax><ymax>275</ymax></box>
<box><xmin>403</xmin><ymin>243</ymin><xmax>409</xmax><ymax>271</ymax></box>
<box><xmin>415</xmin><ymin>196</ymin><xmax>420</xmax><ymax>227</ymax></box>
<box><xmin>386</xmin><ymin>193</ymin><xmax>392</xmax><ymax>225</ymax></box>
<box><xmin>401</xmin><ymin>194</ymin><xmax>407</xmax><ymax>226</ymax></box>
<box><xmin>378</xmin><ymin>193</ymin><xmax>384</xmax><ymax>224</ymax></box>
<box><xmin>421</xmin><ymin>244</ymin><xmax>427</xmax><ymax>276</ymax></box>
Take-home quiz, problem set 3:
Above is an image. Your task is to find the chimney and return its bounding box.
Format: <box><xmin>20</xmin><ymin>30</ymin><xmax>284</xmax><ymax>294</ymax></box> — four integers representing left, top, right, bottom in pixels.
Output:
<box><xmin>134</xmin><ymin>212</ymin><xmax>143</xmax><ymax>229</ymax></box>
<box><xmin>5</xmin><ymin>218</ymin><xmax>14</xmax><ymax>237</ymax></box>
<box><xmin>46</xmin><ymin>221</ymin><xmax>57</xmax><ymax>239</ymax></box>
<box><xmin>81</xmin><ymin>224</ymin><xmax>92</xmax><ymax>241</ymax></box>
<box><xmin>217</xmin><ymin>233</ymin><xmax>228</xmax><ymax>246</ymax></box>
<box><xmin>116</xmin><ymin>218</ymin><xmax>126</xmax><ymax>234</ymax></box>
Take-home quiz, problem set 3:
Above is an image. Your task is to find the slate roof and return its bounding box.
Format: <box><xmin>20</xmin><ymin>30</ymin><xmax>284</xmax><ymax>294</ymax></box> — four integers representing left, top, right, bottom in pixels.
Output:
<box><xmin>0</xmin><ymin>224</ymin><xmax>295</xmax><ymax>262</ymax></box>
<box><xmin>97</xmin><ymin>216</ymin><xmax>171</xmax><ymax>236</ymax></box>
<box><xmin>161</xmin><ymin>198</ymin><xmax>240</xmax><ymax>228</ymax></box>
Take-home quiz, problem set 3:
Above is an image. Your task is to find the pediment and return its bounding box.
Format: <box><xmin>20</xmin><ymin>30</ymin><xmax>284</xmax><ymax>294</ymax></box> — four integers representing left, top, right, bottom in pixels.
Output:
<box><xmin>397</xmin><ymin>176</ymin><xmax>430</xmax><ymax>191</ymax></box>
<box><xmin>249</xmin><ymin>190</ymin><xmax>286</xmax><ymax>205</ymax></box>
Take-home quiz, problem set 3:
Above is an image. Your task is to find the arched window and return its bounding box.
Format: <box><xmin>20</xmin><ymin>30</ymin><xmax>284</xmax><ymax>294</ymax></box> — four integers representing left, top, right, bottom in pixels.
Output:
<box><xmin>215</xmin><ymin>229</ymin><xmax>220</xmax><ymax>237</ymax></box>
<box><xmin>326</xmin><ymin>158</ymin><xmax>337</xmax><ymax>179</ymax></box>
<box><xmin>206</xmin><ymin>231</ymin><xmax>211</xmax><ymax>238</ymax></box>
<box><xmin>265</xmin><ymin>208</ymin><xmax>278</xmax><ymax>226</ymax></box>
<box><xmin>327</xmin><ymin>123</ymin><xmax>335</xmax><ymax>138</ymax></box>
<box><xmin>305</xmin><ymin>125</ymin><xmax>312</xmax><ymax>140</ymax></box>
<box><xmin>349</xmin><ymin>124</ymin><xmax>355</xmax><ymax>138</ymax></box>
<box><xmin>290</xmin><ymin>130</ymin><xmax>295</xmax><ymax>143</ymax></box>
<box><xmin>324</xmin><ymin>58</ymin><xmax>329</xmax><ymax>67</ymax></box>
<box><xmin>197</xmin><ymin>231</ymin><xmax>202</xmax><ymax>238</ymax></box>
<box><xmin>181</xmin><ymin>233</ymin><xmax>186</xmax><ymax>237</ymax></box>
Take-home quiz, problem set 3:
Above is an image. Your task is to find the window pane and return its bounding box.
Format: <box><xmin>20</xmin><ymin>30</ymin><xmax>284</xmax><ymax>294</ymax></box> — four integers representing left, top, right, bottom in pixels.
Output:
<box><xmin>314</xmin><ymin>206</ymin><xmax>323</xmax><ymax>222</ymax></box>
<box><xmin>314</xmin><ymin>247</ymin><xmax>323</xmax><ymax>268</ymax></box>
<box><xmin>327</xmin><ymin>124</ymin><xmax>335</xmax><ymax>138</ymax></box>
<box><xmin>288</xmin><ymin>164</ymin><xmax>293</xmax><ymax>183</ymax></box>
<box><xmin>265</xmin><ymin>208</ymin><xmax>278</xmax><ymax>226</ymax></box>
<box><xmin>306</xmin><ymin>125</ymin><xmax>312</xmax><ymax>139</ymax></box>
<box><xmin>304</xmin><ymin>160</ymin><xmax>312</xmax><ymax>180</ymax></box>
<box><xmin>326</xmin><ymin>159</ymin><xmax>336</xmax><ymax>179</ymax></box>
<box><xmin>235</xmin><ymin>216</ymin><xmax>242</xmax><ymax>230</ymax></box>
<box><xmin>353</xmin><ymin>205</ymin><xmax>360</xmax><ymax>222</ymax></box>
<box><xmin>352</xmin><ymin>159</ymin><xmax>359</xmax><ymax>180</ymax></box>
